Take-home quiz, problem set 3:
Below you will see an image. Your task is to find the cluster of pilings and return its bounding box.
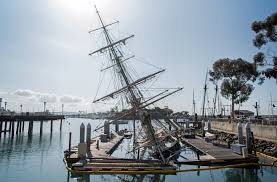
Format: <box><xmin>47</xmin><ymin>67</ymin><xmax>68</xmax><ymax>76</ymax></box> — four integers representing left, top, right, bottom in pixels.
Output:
<box><xmin>0</xmin><ymin>118</ymin><xmax>64</xmax><ymax>138</ymax></box>
<box><xmin>237</xmin><ymin>122</ymin><xmax>255</xmax><ymax>156</ymax></box>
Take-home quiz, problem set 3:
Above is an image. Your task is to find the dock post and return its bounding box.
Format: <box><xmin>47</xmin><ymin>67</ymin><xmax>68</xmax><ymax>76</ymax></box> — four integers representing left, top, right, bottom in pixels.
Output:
<box><xmin>86</xmin><ymin>123</ymin><xmax>91</xmax><ymax>155</ymax></box>
<box><xmin>22</xmin><ymin>121</ymin><xmax>25</xmax><ymax>132</ymax></box>
<box><xmin>0</xmin><ymin>121</ymin><xmax>2</xmax><ymax>135</ymax></box>
<box><xmin>11</xmin><ymin>121</ymin><xmax>15</xmax><ymax>138</ymax></box>
<box><xmin>50</xmin><ymin>120</ymin><xmax>53</xmax><ymax>132</ymax></box>
<box><xmin>196</xmin><ymin>151</ymin><xmax>200</xmax><ymax>160</ymax></box>
<box><xmin>8</xmin><ymin>121</ymin><xmax>12</xmax><ymax>132</ymax></box>
<box><xmin>80</xmin><ymin>123</ymin><xmax>85</xmax><ymax>143</ymax></box>
<box><xmin>19</xmin><ymin>121</ymin><xmax>22</xmax><ymax>133</ymax></box>
<box><xmin>104</xmin><ymin>121</ymin><xmax>110</xmax><ymax>138</ymax></box>
<box><xmin>68</xmin><ymin>132</ymin><xmax>72</xmax><ymax>152</ymax></box>
<box><xmin>60</xmin><ymin>119</ymin><xmax>63</xmax><ymax>131</ymax></box>
<box><xmin>237</xmin><ymin>122</ymin><xmax>243</xmax><ymax>144</ymax></box>
<box><xmin>4</xmin><ymin>121</ymin><xmax>7</xmax><ymax>134</ymax></box>
<box><xmin>16</xmin><ymin>121</ymin><xmax>20</xmax><ymax>134</ymax></box>
<box><xmin>40</xmin><ymin>121</ymin><xmax>43</xmax><ymax>135</ymax></box>
<box><xmin>78</xmin><ymin>123</ymin><xmax>86</xmax><ymax>158</ymax></box>
<box><xmin>245</xmin><ymin>123</ymin><xmax>252</xmax><ymax>154</ymax></box>
<box><xmin>28</xmin><ymin>121</ymin><xmax>33</xmax><ymax>136</ymax></box>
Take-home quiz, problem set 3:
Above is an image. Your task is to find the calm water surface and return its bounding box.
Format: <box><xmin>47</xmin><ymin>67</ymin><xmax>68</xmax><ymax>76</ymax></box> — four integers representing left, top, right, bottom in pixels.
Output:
<box><xmin>0</xmin><ymin>118</ymin><xmax>276</xmax><ymax>182</ymax></box>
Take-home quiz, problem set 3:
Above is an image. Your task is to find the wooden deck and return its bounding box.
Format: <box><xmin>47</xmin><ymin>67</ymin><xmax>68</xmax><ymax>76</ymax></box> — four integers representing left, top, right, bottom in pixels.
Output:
<box><xmin>181</xmin><ymin>137</ymin><xmax>243</xmax><ymax>160</ymax></box>
<box><xmin>67</xmin><ymin>133</ymin><xmax>124</xmax><ymax>159</ymax></box>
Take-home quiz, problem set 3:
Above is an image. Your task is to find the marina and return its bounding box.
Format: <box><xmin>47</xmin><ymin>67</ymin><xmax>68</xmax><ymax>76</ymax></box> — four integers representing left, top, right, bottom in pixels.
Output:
<box><xmin>0</xmin><ymin>1</ymin><xmax>277</xmax><ymax>182</ymax></box>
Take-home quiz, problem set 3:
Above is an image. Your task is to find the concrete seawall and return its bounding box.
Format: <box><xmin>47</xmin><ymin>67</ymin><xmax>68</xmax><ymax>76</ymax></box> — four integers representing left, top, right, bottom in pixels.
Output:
<box><xmin>211</xmin><ymin>120</ymin><xmax>277</xmax><ymax>142</ymax></box>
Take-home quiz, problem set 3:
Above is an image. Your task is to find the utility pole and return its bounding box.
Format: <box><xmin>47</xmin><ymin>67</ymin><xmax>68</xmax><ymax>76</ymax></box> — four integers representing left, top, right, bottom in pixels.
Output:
<box><xmin>254</xmin><ymin>102</ymin><xmax>259</xmax><ymax>117</ymax></box>
<box><xmin>20</xmin><ymin>104</ymin><xmax>23</xmax><ymax>113</ymax></box>
<box><xmin>62</xmin><ymin>104</ymin><xmax>64</xmax><ymax>115</ymax></box>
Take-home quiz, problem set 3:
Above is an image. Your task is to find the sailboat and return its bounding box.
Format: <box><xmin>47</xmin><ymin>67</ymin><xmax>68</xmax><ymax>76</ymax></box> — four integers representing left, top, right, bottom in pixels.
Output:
<box><xmin>90</xmin><ymin>6</ymin><xmax>183</xmax><ymax>163</ymax></box>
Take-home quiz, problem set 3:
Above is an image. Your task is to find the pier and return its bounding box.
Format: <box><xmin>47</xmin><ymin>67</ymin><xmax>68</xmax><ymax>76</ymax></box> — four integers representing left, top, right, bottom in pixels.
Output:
<box><xmin>0</xmin><ymin>114</ymin><xmax>65</xmax><ymax>137</ymax></box>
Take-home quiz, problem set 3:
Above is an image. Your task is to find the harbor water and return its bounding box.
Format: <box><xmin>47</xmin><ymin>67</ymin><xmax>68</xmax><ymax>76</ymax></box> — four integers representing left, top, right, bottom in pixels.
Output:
<box><xmin>0</xmin><ymin>118</ymin><xmax>276</xmax><ymax>182</ymax></box>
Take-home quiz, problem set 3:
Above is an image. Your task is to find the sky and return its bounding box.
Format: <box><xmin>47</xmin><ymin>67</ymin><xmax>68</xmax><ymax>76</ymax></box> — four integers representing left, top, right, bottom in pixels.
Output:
<box><xmin>0</xmin><ymin>0</ymin><xmax>277</xmax><ymax>114</ymax></box>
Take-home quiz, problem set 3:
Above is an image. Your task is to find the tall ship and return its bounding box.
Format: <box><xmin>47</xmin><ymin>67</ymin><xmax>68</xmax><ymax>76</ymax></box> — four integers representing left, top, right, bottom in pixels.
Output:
<box><xmin>89</xmin><ymin>6</ymin><xmax>184</xmax><ymax>163</ymax></box>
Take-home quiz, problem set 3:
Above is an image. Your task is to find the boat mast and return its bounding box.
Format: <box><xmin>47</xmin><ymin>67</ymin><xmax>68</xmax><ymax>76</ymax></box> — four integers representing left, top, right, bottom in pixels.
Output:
<box><xmin>213</xmin><ymin>84</ymin><xmax>218</xmax><ymax>117</ymax></box>
<box><xmin>92</xmin><ymin>6</ymin><xmax>166</xmax><ymax>162</ymax></box>
<box><xmin>202</xmin><ymin>71</ymin><xmax>208</xmax><ymax>118</ymax></box>
<box><xmin>94</xmin><ymin>6</ymin><xmax>139</xmax><ymax>108</ymax></box>
<box><xmin>193</xmin><ymin>89</ymin><xmax>196</xmax><ymax>116</ymax></box>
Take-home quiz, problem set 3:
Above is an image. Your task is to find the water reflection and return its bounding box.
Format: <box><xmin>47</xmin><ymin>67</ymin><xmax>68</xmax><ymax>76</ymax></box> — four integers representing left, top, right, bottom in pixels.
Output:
<box><xmin>0</xmin><ymin>118</ymin><xmax>276</xmax><ymax>182</ymax></box>
<box><xmin>224</xmin><ymin>168</ymin><xmax>261</xmax><ymax>182</ymax></box>
<box><xmin>69</xmin><ymin>174</ymin><xmax>166</xmax><ymax>182</ymax></box>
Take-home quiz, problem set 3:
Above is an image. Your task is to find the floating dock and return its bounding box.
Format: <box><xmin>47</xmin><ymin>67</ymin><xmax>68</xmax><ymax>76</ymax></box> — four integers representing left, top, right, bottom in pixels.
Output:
<box><xmin>66</xmin><ymin>133</ymin><xmax>124</xmax><ymax>160</ymax></box>
<box><xmin>64</xmin><ymin>133</ymin><xmax>177</xmax><ymax>174</ymax></box>
<box><xmin>65</xmin><ymin>158</ymin><xmax>176</xmax><ymax>174</ymax></box>
<box><xmin>180</xmin><ymin>136</ymin><xmax>259</xmax><ymax>165</ymax></box>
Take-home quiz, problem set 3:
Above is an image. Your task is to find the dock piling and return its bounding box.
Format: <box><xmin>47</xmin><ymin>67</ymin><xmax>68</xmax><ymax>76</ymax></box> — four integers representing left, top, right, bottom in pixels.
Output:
<box><xmin>60</xmin><ymin>119</ymin><xmax>62</xmax><ymax>131</ymax></box>
<box><xmin>80</xmin><ymin>123</ymin><xmax>85</xmax><ymax>143</ymax></box>
<box><xmin>237</xmin><ymin>122</ymin><xmax>243</xmax><ymax>144</ymax></box>
<box><xmin>50</xmin><ymin>120</ymin><xmax>53</xmax><ymax>132</ymax></box>
<box><xmin>40</xmin><ymin>120</ymin><xmax>43</xmax><ymax>135</ymax></box>
<box><xmin>0</xmin><ymin>121</ymin><xmax>2</xmax><ymax>135</ymax></box>
<box><xmin>16</xmin><ymin>121</ymin><xmax>19</xmax><ymax>134</ymax></box>
<box><xmin>68</xmin><ymin>132</ymin><xmax>72</xmax><ymax>152</ymax></box>
<box><xmin>104</xmin><ymin>121</ymin><xmax>110</xmax><ymax>138</ymax></box>
<box><xmin>8</xmin><ymin>121</ymin><xmax>12</xmax><ymax>132</ymax></box>
<box><xmin>11</xmin><ymin>121</ymin><xmax>15</xmax><ymax>138</ymax></box>
<box><xmin>19</xmin><ymin>121</ymin><xmax>22</xmax><ymax>133</ymax></box>
<box><xmin>86</xmin><ymin>123</ymin><xmax>91</xmax><ymax>154</ymax></box>
<box><xmin>22</xmin><ymin>121</ymin><xmax>25</xmax><ymax>132</ymax></box>
<box><xmin>78</xmin><ymin>123</ymin><xmax>86</xmax><ymax>158</ymax></box>
<box><xmin>4</xmin><ymin>121</ymin><xmax>7</xmax><ymax>134</ymax></box>
<box><xmin>28</xmin><ymin>121</ymin><xmax>33</xmax><ymax>136</ymax></box>
<box><xmin>245</xmin><ymin>123</ymin><xmax>252</xmax><ymax>154</ymax></box>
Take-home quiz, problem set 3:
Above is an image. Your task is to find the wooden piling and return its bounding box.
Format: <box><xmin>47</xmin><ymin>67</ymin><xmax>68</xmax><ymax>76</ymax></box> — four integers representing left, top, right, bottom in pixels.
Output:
<box><xmin>22</xmin><ymin>121</ymin><xmax>25</xmax><ymax>132</ymax></box>
<box><xmin>0</xmin><ymin>121</ymin><xmax>2</xmax><ymax>135</ymax></box>
<box><xmin>50</xmin><ymin>120</ymin><xmax>53</xmax><ymax>132</ymax></box>
<box><xmin>11</xmin><ymin>121</ymin><xmax>15</xmax><ymax>138</ymax></box>
<box><xmin>19</xmin><ymin>121</ymin><xmax>22</xmax><ymax>133</ymax></box>
<box><xmin>69</xmin><ymin>132</ymin><xmax>72</xmax><ymax>152</ymax></box>
<box><xmin>60</xmin><ymin>119</ymin><xmax>62</xmax><ymax>131</ymax></box>
<box><xmin>8</xmin><ymin>121</ymin><xmax>12</xmax><ymax>132</ymax></box>
<box><xmin>16</xmin><ymin>121</ymin><xmax>20</xmax><ymax>134</ymax></box>
<box><xmin>4</xmin><ymin>121</ymin><xmax>7</xmax><ymax>134</ymax></box>
<box><xmin>28</xmin><ymin>121</ymin><xmax>33</xmax><ymax>136</ymax></box>
<box><xmin>40</xmin><ymin>120</ymin><xmax>43</xmax><ymax>135</ymax></box>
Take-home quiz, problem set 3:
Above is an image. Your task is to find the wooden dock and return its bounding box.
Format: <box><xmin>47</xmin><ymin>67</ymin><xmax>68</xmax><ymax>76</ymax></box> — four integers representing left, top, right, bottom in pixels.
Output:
<box><xmin>69</xmin><ymin>158</ymin><xmax>176</xmax><ymax>174</ymax></box>
<box><xmin>180</xmin><ymin>137</ymin><xmax>259</xmax><ymax>166</ymax></box>
<box><xmin>182</xmin><ymin>137</ymin><xmax>243</xmax><ymax>160</ymax></box>
<box><xmin>66</xmin><ymin>133</ymin><xmax>124</xmax><ymax>161</ymax></box>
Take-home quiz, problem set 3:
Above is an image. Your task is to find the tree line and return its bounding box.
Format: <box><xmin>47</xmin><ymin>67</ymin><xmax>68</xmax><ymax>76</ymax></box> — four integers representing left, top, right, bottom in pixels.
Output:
<box><xmin>209</xmin><ymin>12</ymin><xmax>277</xmax><ymax>118</ymax></box>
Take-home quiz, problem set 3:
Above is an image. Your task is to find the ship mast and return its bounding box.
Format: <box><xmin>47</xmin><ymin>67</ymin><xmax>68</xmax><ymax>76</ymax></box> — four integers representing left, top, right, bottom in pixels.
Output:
<box><xmin>90</xmin><ymin>6</ymin><xmax>169</xmax><ymax>162</ymax></box>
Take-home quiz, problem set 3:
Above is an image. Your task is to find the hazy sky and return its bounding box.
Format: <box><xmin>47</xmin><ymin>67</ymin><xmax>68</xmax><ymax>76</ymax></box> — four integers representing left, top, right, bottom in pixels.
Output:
<box><xmin>0</xmin><ymin>0</ymin><xmax>276</xmax><ymax>114</ymax></box>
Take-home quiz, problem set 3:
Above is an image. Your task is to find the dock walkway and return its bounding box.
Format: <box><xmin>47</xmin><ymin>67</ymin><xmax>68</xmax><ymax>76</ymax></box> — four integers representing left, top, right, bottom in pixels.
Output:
<box><xmin>68</xmin><ymin>133</ymin><xmax>124</xmax><ymax>159</ymax></box>
<box><xmin>182</xmin><ymin>137</ymin><xmax>243</xmax><ymax>160</ymax></box>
